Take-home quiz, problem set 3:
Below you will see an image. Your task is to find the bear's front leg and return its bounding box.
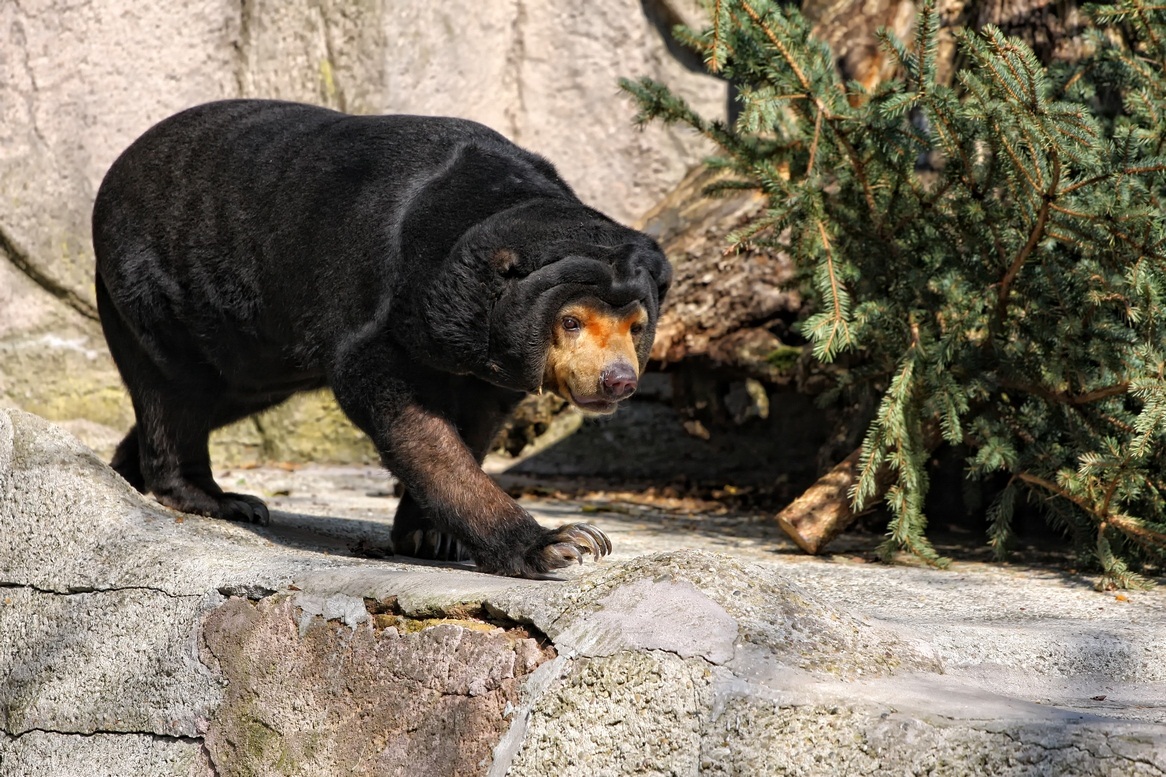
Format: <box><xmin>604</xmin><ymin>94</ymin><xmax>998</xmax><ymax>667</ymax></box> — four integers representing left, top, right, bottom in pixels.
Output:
<box><xmin>331</xmin><ymin>350</ymin><xmax>609</xmax><ymax>577</ymax></box>
<box><xmin>383</xmin><ymin>403</ymin><xmax>610</xmax><ymax>576</ymax></box>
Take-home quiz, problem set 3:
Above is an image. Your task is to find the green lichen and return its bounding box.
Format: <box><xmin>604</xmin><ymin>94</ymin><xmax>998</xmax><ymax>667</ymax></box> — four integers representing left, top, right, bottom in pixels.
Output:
<box><xmin>765</xmin><ymin>344</ymin><xmax>803</xmax><ymax>373</ymax></box>
<box><xmin>0</xmin><ymin>325</ymin><xmax>133</xmax><ymax>433</ymax></box>
<box><xmin>218</xmin><ymin>390</ymin><xmax>377</xmax><ymax>465</ymax></box>
<box><xmin>240</xmin><ymin>716</ymin><xmax>285</xmax><ymax>773</ymax></box>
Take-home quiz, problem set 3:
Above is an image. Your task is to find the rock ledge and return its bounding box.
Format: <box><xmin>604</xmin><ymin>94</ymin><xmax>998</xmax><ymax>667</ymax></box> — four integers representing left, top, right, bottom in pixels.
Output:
<box><xmin>1</xmin><ymin>409</ymin><xmax>1163</xmax><ymax>776</ymax></box>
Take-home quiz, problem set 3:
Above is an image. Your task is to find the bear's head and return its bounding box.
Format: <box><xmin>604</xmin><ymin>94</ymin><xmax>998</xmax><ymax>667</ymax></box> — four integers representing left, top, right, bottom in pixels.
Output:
<box><xmin>539</xmin><ymin>294</ymin><xmax>649</xmax><ymax>414</ymax></box>
<box><xmin>487</xmin><ymin>228</ymin><xmax>671</xmax><ymax>414</ymax></box>
<box><xmin>395</xmin><ymin>195</ymin><xmax>671</xmax><ymax>411</ymax></box>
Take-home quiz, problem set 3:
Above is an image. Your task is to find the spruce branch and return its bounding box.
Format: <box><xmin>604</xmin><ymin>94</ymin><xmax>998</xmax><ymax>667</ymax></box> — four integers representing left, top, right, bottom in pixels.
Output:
<box><xmin>988</xmin><ymin>480</ymin><xmax>1019</xmax><ymax>559</ymax></box>
<box><xmin>623</xmin><ymin>0</ymin><xmax>1166</xmax><ymax>584</ymax></box>
<box><xmin>996</xmin><ymin>153</ymin><xmax>1061</xmax><ymax>322</ymax></box>
<box><xmin>737</xmin><ymin>0</ymin><xmax>812</xmax><ymax>93</ymax></box>
<box><xmin>805</xmin><ymin>219</ymin><xmax>854</xmax><ymax>361</ymax></box>
<box><xmin>1133</xmin><ymin>0</ymin><xmax>1166</xmax><ymax>61</ymax></box>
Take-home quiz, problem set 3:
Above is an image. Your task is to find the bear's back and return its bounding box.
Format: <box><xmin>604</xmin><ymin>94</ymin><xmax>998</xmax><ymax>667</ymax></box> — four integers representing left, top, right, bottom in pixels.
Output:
<box><xmin>92</xmin><ymin>100</ymin><xmax>576</xmax><ymax>374</ymax></box>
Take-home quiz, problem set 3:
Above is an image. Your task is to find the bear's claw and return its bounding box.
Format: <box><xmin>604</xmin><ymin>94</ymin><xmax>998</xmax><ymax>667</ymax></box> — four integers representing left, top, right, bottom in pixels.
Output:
<box><xmin>222</xmin><ymin>493</ymin><xmax>271</xmax><ymax>525</ymax></box>
<box><xmin>158</xmin><ymin>490</ymin><xmax>271</xmax><ymax>525</ymax></box>
<box><xmin>558</xmin><ymin>522</ymin><xmax>612</xmax><ymax>559</ymax></box>
<box><xmin>400</xmin><ymin>529</ymin><xmax>470</xmax><ymax>562</ymax></box>
<box><xmin>534</xmin><ymin>522</ymin><xmax>612</xmax><ymax>571</ymax></box>
<box><xmin>396</xmin><ymin>521</ymin><xmax>609</xmax><ymax>576</ymax></box>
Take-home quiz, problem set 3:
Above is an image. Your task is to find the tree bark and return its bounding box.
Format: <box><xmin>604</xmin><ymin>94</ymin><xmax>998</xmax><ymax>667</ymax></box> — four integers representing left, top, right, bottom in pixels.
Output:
<box><xmin>636</xmin><ymin>167</ymin><xmax>806</xmax><ymax>386</ymax></box>
<box><xmin>775</xmin><ymin>447</ymin><xmax>866</xmax><ymax>554</ymax></box>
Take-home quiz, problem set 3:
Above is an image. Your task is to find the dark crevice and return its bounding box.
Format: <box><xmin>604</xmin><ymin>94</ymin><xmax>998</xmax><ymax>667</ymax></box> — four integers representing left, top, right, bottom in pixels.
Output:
<box><xmin>638</xmin><ymin>0</ymin><xmax>707</xmax><ymax>74</ymax></box>
<box><xmin>996</xmin><ymin>729</ymin><xmax>1166</xmax><ymax>774</ymax></box>
<box><xmin>5</xmin><ymin>727</ymin><xmax>202</xmax><ymax>744</ymax></box>
<box><xmin>311</xmin><ymin>0</ymin><xmax>347</xmax><ymax>112</ymax></box>
<box><xmin>504</xmin><ymin>0</ymin><xmax>529</xmax><ymax>141</ymax></box>
<box><xmin>0</xmin><ymin>224</ymin><xmax>98</xmax><ymax>322</ymax></box>
<box><xmin>233</xmin><ymin>0</ymin><xmax>253</xmax><ymax>97</ymax></box>
<box><xmin>639</xmin><ymin>0</ymin><xmax>740</xmax><ymax>124</ymax></box>
<box><xmin>0</xmin><ymin>580</ymin><xmax>194</xmax><ymax>600</ymax></box>
<box><xmin>201</xmin><ymin>738</ymin><xmax>223</xmax><ymax>777</ymax></box>
<box><xmin>363</xmin><ymin>595</ymin><xmax>553</xmax><ymax>648</ymax></box>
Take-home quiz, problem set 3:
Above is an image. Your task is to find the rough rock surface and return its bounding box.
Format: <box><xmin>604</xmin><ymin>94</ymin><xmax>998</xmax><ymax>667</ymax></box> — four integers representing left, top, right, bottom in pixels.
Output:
<box><xmin>2</xmin><ymin>408</ymin><xmax>1164</xmax><ymax>776</ymax></box>
<box><xmin>0</xmin><ymin>0</ymin><xmax>724</xmax><ymax>458</ymax></box>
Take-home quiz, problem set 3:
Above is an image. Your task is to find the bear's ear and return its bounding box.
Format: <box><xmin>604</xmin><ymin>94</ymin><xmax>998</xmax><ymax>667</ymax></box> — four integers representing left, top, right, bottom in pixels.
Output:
<box><xmin>653</xmin><ymin>252</ymin><xmax>673</xmax><ymax>303</ymax></box>
<box><xmin>490</xmin><ymin>248</ymin><xmax>521</xmax><ymax>277</ymax></box>
<box><xmin>613</xmin><ymin>242</ymin><xmax>672</xmax><ymax>306</ymax></box>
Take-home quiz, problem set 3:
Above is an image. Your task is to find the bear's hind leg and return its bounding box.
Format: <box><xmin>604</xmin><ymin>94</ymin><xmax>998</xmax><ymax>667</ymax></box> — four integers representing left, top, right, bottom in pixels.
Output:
<box><xmin>110</xmin><ymin>426</ymin><xmax>146</xmax><ymax>492</ymax></box>
<box><xmin>132</xmin><ymin>393</ymin><xmax>270</xmax><ymax>524</ymax></box>
<box><xmin>97</xmin><ymin>270</ymin><xmax>276</xmax><ymax>524</ymax></box>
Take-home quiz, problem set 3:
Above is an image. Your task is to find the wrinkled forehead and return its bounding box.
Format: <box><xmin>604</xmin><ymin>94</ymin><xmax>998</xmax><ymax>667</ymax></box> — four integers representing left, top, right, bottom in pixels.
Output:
<box><xmin>557</xmin><ymin>295</ymin><xmax>647</xmax><ymax>321</ymax></box>
<box><xmin>527</xmin><ymin>236</ymin><xmax>668</xmax><ymax>305</ymax></box>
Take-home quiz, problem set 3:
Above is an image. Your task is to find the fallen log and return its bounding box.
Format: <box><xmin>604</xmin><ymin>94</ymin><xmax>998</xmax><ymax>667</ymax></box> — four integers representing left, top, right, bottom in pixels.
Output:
<box><xmin>774</xmin><ymin>446</ymin><xmax>865</xmax><ymax>555</ymax></box>
<box><xmin>777</xmin><ymin>423</ymin><xmax>945</xmax><ymax>554</ymax></box>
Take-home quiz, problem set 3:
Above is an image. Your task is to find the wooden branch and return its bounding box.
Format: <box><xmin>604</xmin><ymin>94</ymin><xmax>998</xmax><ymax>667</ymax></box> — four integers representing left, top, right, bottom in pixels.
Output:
<box><xmin>710</xmin><ymin>0</ymin><xmax>724</xmax><ymax>72</ymax></box>
<box><xmin>1000</xmin><ymin>379</ymin><xmax>1130</xmax><ymax>406</ymax></box>
<box><xmin>1018</xmin><ymin>472</ymin><xmax>1166</xmax><ymax>550</ymax></box>
<box><xmin>775</xmin><ymin>446</ymin><xmax>869</xmax><ymax>554</ymax></box>
<box><xmin>776</xmin><ymin>420</ymin><xmax>943</xmax><ymax>554</ymax></box>
<box><xmin>996</xmin><ymin>153</ymin><xmax>1061</xmax><ymax>321</ymax></box>
<box><xmin>1073</xmin><ymin>382</ymin><xmax>1132</xmax><ymax>404</ymax></box>
<box><xmin>1061</xmin><ymin>163</ymin><xmax>1166</xmax><ymax>196</ymax></box>
<box><xmin>807</xmin><ymin>105</ymin><xmax>824</xmax><ymax>177</ymax></box>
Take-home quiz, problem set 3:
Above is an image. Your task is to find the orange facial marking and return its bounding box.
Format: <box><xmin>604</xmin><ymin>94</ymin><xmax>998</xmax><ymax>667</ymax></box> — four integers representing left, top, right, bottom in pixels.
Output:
<box><xmin>543</xmin><ymin>301</ymin><xmax>648</xmax><ymax>409</ymax></box>
<box><xmin>581</xmin><ymin>310</ymin><xmax>641</xmax><ymax>350</ymax></box>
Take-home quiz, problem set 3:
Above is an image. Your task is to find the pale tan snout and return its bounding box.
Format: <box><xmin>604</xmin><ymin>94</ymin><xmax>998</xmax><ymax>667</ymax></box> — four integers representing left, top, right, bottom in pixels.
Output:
<box><xmin>543</xmin><ymin>300</ymin><xmax>648</xmax><ymax>415</ymax></box>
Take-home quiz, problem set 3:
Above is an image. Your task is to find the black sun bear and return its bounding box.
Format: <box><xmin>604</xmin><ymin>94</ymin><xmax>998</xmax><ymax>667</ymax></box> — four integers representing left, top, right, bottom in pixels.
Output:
<box><xmin>92</xmin><ymin>99</ymin><xmax>671</xmax><ymax>578</ymax></box>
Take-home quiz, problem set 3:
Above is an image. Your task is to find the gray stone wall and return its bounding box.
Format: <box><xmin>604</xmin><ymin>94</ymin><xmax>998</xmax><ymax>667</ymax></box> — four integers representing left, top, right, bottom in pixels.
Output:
<box><xmin>0</xmin><ymin>0</ymin><xmax>723</xmax><ymax>461</ymax></box>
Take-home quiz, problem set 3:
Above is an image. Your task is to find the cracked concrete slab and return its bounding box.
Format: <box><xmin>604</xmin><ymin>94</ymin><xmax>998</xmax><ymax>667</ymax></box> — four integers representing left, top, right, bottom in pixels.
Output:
<box><xmin>0</xmin><ymin>586</ymin><xmax>219</xmax><ymax>738</ymax></box>
<box><xmin>2</xmin><ymin>407</ymin><xmax>1165</xmax><ymax>776</ymax></box>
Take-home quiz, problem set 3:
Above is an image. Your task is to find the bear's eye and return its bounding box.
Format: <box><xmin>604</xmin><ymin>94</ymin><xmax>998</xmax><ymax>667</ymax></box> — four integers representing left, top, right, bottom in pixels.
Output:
<box><xmin>561</xmin><ymin>316</ymin><xmax>582</xmax><ymax>333</ymax></box>
<box><xmin>630</xmin><ymin>322</ymin><xmax>645</xmax><ymax>336</ymax></box>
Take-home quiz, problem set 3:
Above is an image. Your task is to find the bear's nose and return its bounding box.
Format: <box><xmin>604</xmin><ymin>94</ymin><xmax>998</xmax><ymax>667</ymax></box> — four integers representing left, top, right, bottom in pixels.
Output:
<box><xmin>600</xmin><ymin>363</ymin><xmax>638</xmax><ymax>400</ymax></box>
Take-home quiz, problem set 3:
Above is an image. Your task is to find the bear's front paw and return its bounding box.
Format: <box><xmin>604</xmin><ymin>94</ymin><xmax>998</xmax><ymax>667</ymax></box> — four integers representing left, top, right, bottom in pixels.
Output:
<box><xmin>396</xmin><ymin>529</ymin><xmax>472</xmax><ymax>562</ymax></box>
<box><xmin>513</xmin><ymin>523</ymin><xmax>611</xmax><ymax>577</ymax></box>
<box><xmin>541</xmin><ymin>523</ymin><xmax>612</xmax><ymax>565</ymax></box>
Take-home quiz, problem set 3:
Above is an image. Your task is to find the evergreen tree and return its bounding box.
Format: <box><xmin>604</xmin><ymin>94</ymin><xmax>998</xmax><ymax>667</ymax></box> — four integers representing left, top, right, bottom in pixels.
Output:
<box><xmin>622</xmin><ymin>0</ymin><xmax>1166</xmax><ymax>588</ymax></box>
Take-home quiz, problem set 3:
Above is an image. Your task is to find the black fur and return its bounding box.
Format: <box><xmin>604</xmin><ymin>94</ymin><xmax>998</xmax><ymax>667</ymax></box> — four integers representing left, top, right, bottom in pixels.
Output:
<box><xmin>92</xmin><ymin>99</ymin><xmax>670</xmax><ymax>577</ymax></box>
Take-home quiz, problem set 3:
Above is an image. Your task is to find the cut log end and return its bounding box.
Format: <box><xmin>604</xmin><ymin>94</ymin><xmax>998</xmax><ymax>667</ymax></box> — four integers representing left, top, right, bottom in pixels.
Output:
<box><xmin>778</xmin><ymin>425</ymin><xmax>942</xmax><ymax>554</ymax></box>
<box><xmin>774</xmin><ymin>447</ymin><xmax>863</xmax><ymax>554</ymax></box>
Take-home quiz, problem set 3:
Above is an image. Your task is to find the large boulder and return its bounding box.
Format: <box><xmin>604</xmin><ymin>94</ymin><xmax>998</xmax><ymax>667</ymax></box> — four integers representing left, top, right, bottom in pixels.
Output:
<box><xmin>0</xmin><ymin>0</ymin><xmax>724</xmax><ymax>461</ymax></box>
<box><xmin>2</xmin><ymin>407</ymin><xmax>1163</xmax><ymax>776</ymax></box>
